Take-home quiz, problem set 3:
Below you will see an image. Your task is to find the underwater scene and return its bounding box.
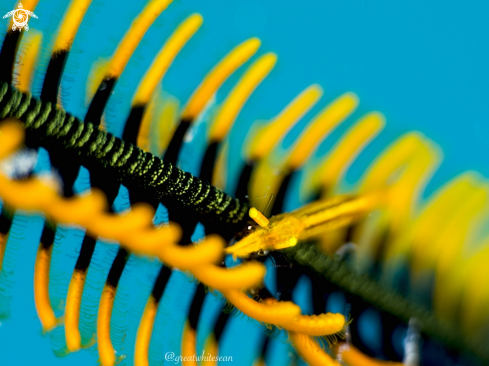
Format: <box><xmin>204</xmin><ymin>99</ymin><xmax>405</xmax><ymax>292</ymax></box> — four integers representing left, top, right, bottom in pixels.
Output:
<box><xmin>0</xmin><ymin>0</ymin><xmax>489</xmax><ymax>365</ymax></box>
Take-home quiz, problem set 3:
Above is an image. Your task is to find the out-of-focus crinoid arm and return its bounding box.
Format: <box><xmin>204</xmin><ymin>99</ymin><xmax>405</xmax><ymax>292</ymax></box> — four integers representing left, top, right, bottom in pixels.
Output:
<box><xmin>0</xmin><ymin>120</ymin><xmax>251</xmax><ymax>277</ymax></box>
<box><xmin>190</xmin><ymin>262</ymin><xmax>266</xmax><ymax>290</ymax></box>
<box><xmin>335</xmin><ymin>343</ymin><xmax>405</xmax><ymax>366</ymax></box>
<box><xmin>283</xmin><ymin>241</ymin><xmax>489</xmax><ymax>364</ymax></box>
<box><xmin>0</xmin><ymin>119</ymin><xmax>273</xmax><ymax>366</ymax></box>
<box><xmin>289</xmin><ymin>331</ymin><xmax>341</xmax><ymax>366</ymax></box>
<box><xmin>0</xmin><ymin>83</ymin><xmax>250</xmax><ymax>233</ymax></box>
<box><xmin>219</xmin><ymin>289</ymin><xmax>301</xmax><ymax>325</ymax></box>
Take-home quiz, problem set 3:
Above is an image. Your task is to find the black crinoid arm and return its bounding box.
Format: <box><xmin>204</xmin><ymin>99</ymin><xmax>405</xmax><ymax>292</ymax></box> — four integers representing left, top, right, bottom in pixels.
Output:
<box><xmin>0</xmin><ymin>82</ymin><xmax>249</xmax><ymax>234</ymax></box>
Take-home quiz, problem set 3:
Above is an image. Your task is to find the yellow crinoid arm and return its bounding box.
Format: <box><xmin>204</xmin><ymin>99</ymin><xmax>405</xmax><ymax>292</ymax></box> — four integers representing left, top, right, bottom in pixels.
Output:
<box><xmin>53</xmin><ymin>0</ymin><xmax>92</xmax><ymax>52</ymax></box>
<box><xmin>459</xmin><ymin>243</ymin><xmax>489</xmax><ymax>334</ymax></box>
<box><xmin>384</xmin><ymin>172</ymin><xmax>480</xmax><ymax>266</ymax></box>
<box><xmin>148</xmin><ymin>234</ymin><xmax>225</xmax><ymax>270</ymax></box>
<box><xmin>148</xmin><ymin>92</ymin><xmax>180</xmax><ymax>156</ymax></box>
<box><xmin>133</xmin><ymin>14</ymin><xmax>202</xmax><ymax>150</ymax></box>
<box><xmin>182</xmin><ymin>37</ymin><xmax>262</xmax><ymax>121</ymax></box>
<box><xmin>201</xmin><ymin>334</ymin><xmax>219</xmax><ymax>366</ymax></box>
<box><xmin>135</xmin><ymin>296</ymin><xmax>159</xmax><ymax>366</ymax></box>
<box><xmin>281</xmin><ymin>312</ymin><xmax>346</xmax><ymax>336</ymax></box>
<box><xmin>360</xmin><ymin>132</ymin><xmax>426</xmax><ymax>192</ymax></box>
<box><xmin>306</xmin><ymin>112</ymin><xmax>385</xmax><ymax>199</ymax></box>
<box><xmin>0</xmin><ymin>119</ymin><xmax>24</xmax><ymax>159</ymax></box>
<box><xmin>86</xmin><ymin>58</ymin><xmax>110</xmax><ymax>104</ymax></box>
<box><xmin>97</xmin><ymin>284</ymin><xmax>119</xmax><ymax>366</ymax></box>
<box><xmin>248</xmin><ymin>92</ymin><xmax>358</xmax><ymax>210</ymax></box>
<box><xmin>209</xmin><ymin>53</ymin><xmax>277</xmax><ymax>143</ymax></box>
<box><xmin>33</xmin><ymin>242</ymin><xmax>59</xmax><ymax>332</ymax></box>
<box><xmin>202</xmin><ymin>53</ymin><xmax>277</xmax><ymax>191</ymax></box>
<box><xmin>181</xmin><ymin>321</ymin><xmax>199</xmax><ymax>366</ymax></box>
<box><xmin>191</xmin><ymin>261</ymin><xmax>266</xmax><ymax>290</ymax></box>
<box><xmin>286</xmin><ymin>92</ymin><xmax>359</xmax><ymax>170</ymax></box>
<box><xmin>15</xmin><ymin>30</ymin><xmax>42</xmax><ymax>93</ymax></box>
<box><xmin>212</xmin><ymin>138</ymin><xmax>229</xmax><ymax>189</ymax></box>
<box><xmin>360</xmin><ymin>132</ymin><xmax>441</xmax><ymax>227</ymax></box>
<box><xmin>245</xmin><ymin>84</ymin><xmax>323</xmax><ymax>162</ymax></box>
<box><xmin>216</xmin><ymin>85</ymin><xmax>322</xmax><ymax>197</ymax></box>
<box><xmin>132</xmin><ymin>14</ymin><xmax>203</xmax><ymax>106</ymax></box>
<box><xmin>65</xmin><ymin>269</ymin><xmax>86</xmax><ymax>352</ymax></box>
<box><xmin>336</xmin><ymin>343</ymin><xmax>405</xmax><ymax>366</ymax></box>
<box><xmin>432</xmin><ymin>181</ymin><xmax>489</xmax><ymax>321</ymax></box>
<box><xmin>106</xmin><ymin>0</ymin><xmax>173</xmax><ymax>78</ymax></box>
<box><xmin>220</xmin><ymin>289</ymin><xmax>301</xmax><ymax>325</ymax></box>
<box><xmin>380</xmin><ymin>172</ymin><xmax>486</xmax><ymax>293</ymax></box>
<box><xmin>223</xmin><ymin>290</ymin><xmax>347</xmax><ymax>343</ymax></box>
<box><xmin>347</xmin><ymin>133</ymin><xmax>440</xmax><ymax>268</ymax></box>
<box><xmin>352</xmin><ymin>132</ymin><xmax>441</xmax><ymax>258</ymax></box>
<box><xmin>433</xmin><ymin>180</ymin><xmax>489</xmax><ymax>277</ymax></box>
<box><xmin>289</xmin><ymin>332</ymin><xmax>341</xmax><ymax>366</ymax></box>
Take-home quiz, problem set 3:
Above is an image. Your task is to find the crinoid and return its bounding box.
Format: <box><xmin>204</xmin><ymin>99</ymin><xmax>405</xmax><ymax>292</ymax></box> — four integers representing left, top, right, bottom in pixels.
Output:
<box><xmin>0</xmin><ymin>1</ymin><xmax>488</xmax><ymax>366</ymax></box>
